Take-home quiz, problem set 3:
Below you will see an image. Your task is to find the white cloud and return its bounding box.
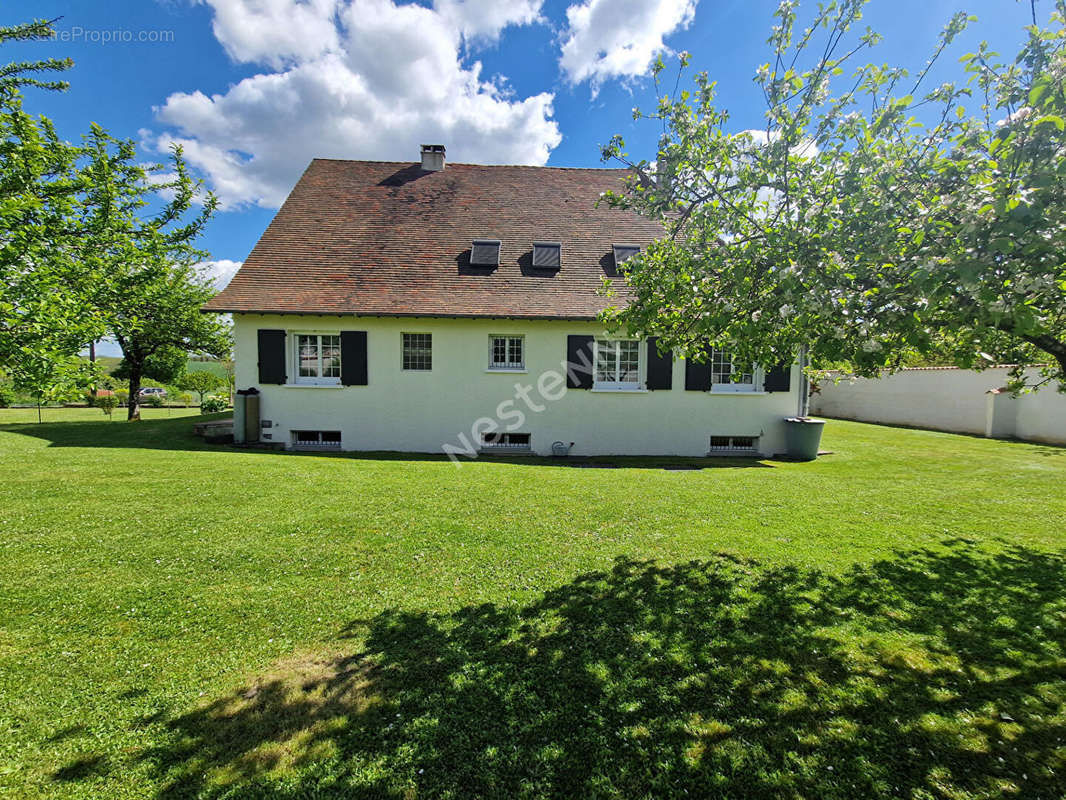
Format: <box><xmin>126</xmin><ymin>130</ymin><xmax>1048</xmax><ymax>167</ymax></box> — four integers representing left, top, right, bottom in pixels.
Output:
<box><xmin>154</xmin><ymin>0</ymin><xmax>559</xmax><ymax>209</ymax></box>
<box><xmin>435</xmin><ymin>0</ymin><xmax>543</xmax><ymax>41</ymax></box>
<box><xmin>194</xmin><ymin>0</ymin><xmax>341</xmax><ymax>67</ymax></box>
<box><xmin>198</xmin><ymin>258</ymin><xmax>243</xmax><ymax>290</ymax></box>
<box><xmin>559</xmin><ymin>0</ymin><xmax>697</xmax><ymax>91</ymax></box>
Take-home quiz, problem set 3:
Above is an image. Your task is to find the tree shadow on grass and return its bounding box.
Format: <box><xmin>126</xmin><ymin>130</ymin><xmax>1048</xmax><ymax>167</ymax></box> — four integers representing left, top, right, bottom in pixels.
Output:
<box><xmin>121</xmin><ymin>542</ymin><xmax>1066</xmax><ymax>797</ymax></box>
<box><xmin>0</xmin><ymin>415</ymin><xmax>223</xmax><ymax>452</ymax></box>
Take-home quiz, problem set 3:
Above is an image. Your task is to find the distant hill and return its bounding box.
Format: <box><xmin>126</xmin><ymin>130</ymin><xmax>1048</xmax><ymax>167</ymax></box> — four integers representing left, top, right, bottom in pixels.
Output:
<box><xmin>183</xmin><ymin>359</ymin><xmax>229</xmax><ymax>379</ymax></box>
<box><xmin>92</xmin><ymin>356</ymin><xmax>229</xmax><ymax>384</ymax></box>
<box><xmin>92</xmin><ymin>355</ymin><xmax>124</xmax><ymax>374</ymax></box>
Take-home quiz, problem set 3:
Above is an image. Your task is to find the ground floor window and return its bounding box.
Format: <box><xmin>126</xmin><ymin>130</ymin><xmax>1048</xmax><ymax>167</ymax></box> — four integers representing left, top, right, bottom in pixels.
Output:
<box><xmin>292</xmin><ymin>430</ymin><xmax>342</xmax><ymax>449</ymax></box>
<box><xmin>710</xmin><ymin>349</ymin><xmax>754</xmax><ymax>392</ymax></box>
<box><xmin>295</xmin><ymin>334</ymin><xmax>341</xmax><ymax>384</ymax></box>
<box><xmin>402</xmin><ymin>333</ymin><xmax>432</xmax><ymax>371</ymax></box>
<box><xmin>594</xmin><ymin>339</ymin><xmax>641</xmax><ymax>389</ymax></box>
<box><xmin>489</xmin><ymin>335</ymin><xmax>524</xmax><ymax>370</ymax></box>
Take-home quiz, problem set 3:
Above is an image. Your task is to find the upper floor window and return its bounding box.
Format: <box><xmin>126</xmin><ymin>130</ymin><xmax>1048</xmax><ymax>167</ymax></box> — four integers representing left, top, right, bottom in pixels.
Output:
<box><xmin>470</xmin><ymin>239</ymin><xmax>501</xmax><ymax>267</ymax></box>
<box><xmin>402</xmin><ymin>333</ymin><xmax>432</xmax><ymax>371</ymax></box>
<box><xmin>489</xmin><ymin>335</ymin><xmax>524</xmax><ymax>370</ymax></box>
<box><xmin>594</xmin><ymin>339</ymin><xmax>641</xmax><ymax>390</ymax></box>
<box><xmin>295</xmin><ymin>334</ymin><xmax>341</xmax><ymax>384</ymax></box>
<box><xmin>612</xmin><ymin>244</ymin><xmax>640</xmax><ymax>270</ymax></box>
<box><xmin>710</xmin><ymin>349</ymin><xmax>755</xmax><ymax>392</ymax></box>
<box><xmin>532</xmin><ymin>242</ymin><xmax>561</xmax><ymax>269</ymax></box>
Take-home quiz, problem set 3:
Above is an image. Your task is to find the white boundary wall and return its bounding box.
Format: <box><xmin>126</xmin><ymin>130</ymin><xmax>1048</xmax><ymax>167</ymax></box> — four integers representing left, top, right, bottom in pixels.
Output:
<box><xmin>811</xmin><ymin>366</ymin><xmax>1066</xmax><ymax>445</ymax></box>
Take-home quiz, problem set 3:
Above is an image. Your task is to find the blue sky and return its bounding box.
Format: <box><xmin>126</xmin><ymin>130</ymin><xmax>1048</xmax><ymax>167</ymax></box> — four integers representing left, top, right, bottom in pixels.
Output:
<box><xmin>8</xmin><ymin>0</ymin><xmax>1044</xmax><ymax>301</ymax></box>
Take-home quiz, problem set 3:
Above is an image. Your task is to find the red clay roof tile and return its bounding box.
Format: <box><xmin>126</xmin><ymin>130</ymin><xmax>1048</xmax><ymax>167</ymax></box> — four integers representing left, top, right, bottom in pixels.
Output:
<box><xmin>203</xmin><ymin>159</ymin><xmax>664</xmax><ymax>319</ymax></box>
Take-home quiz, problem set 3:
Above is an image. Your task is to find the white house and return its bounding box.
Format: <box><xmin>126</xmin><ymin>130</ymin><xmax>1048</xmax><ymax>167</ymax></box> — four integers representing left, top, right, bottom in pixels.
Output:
<box><xmin>204</xmin><ymin>146</ymin><xmax>804</xmax><ymax>458</ymax></box>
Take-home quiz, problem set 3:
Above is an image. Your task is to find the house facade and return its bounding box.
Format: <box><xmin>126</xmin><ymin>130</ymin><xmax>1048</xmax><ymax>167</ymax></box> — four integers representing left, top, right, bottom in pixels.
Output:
<box><xmin>206</xmin><ymin>147</ymin><xmax>803</xmax><ymax>458</ymax></box>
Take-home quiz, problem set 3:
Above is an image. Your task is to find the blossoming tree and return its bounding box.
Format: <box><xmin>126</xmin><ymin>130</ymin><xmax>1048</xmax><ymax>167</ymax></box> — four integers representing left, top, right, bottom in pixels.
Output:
<box><xmin>601</xmin><ymin>0</ymin><xmax>1066</xmax><ymax>391</ymax></box>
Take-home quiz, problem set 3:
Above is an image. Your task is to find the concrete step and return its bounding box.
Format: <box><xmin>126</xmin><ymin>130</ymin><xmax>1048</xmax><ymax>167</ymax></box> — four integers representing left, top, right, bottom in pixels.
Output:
<box><xmin>193</xmin><ymin>418</ymin><xmax>234</xmax><ymax>437</ymax></box>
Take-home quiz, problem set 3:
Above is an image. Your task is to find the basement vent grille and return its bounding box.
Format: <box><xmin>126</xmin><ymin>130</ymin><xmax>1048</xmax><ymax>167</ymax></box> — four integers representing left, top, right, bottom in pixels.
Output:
<box><xmin>532</xmin><ymin>242</ymin><xmax>561</xmax><ymax>269</ymax></box>
<box><xmin>292</xmin><ymin>430</ymin><xmax>342</xmax><ymax>450</ymax></box>
<box><xmin>481</xmin><ymin>432</ymin><xmax>532</xmax><ymax>451</ymax></box>
<box><xmin>470</xmin><ymin>239</ymin><xmax>501</xmax><ymax>266</ymax></box>
<box><xmin>709</xmin><ymin>435</ymin><xmax>758</xmax><ymax>453</ymax></box>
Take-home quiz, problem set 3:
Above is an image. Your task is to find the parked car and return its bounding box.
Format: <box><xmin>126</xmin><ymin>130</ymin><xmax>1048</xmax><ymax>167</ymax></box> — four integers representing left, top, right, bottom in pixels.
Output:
<box><xmin>138</xmin><ymin>387</ymin><xmax>167</xmax><ymax>399</ymax></box>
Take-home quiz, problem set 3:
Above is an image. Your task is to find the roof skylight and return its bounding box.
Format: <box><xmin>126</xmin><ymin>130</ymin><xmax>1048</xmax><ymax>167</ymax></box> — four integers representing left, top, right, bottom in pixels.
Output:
<box><xmin>612</xmin><ymin>244</ymin><xmax>640</xmax><ymax>269</ymax></box>
<box><xmin>470</xmin><ymin>239</ymin><xmax>501</xmax><ymax>266</ymax></box>
<box><xmin>532</xmin><ymin>242</ymin><xmax>561</xmax><ymax>269</ymax></box>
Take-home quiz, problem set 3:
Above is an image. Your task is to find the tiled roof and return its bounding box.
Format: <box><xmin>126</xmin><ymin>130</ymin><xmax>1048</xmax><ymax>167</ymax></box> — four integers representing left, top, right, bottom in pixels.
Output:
<box><xmin>203</xmin><ymin>159</ymin><xmax>665</xmax><ymax>319</ymax></box>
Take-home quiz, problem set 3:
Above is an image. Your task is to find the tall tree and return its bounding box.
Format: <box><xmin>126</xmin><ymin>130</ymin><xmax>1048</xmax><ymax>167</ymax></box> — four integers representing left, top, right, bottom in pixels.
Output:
<box><xmin>0</xmin><ymin>17</ymin><xmax>73</xmax><ymax>92</ymax></box>
<box><xmin>0</xmin><ymin>18</ymin><xmax>101</xmax><ymax>395</ymax></box>
<box><xmin>112</xmin><ymin>346</ymin><xmax>188</xmax><ymax>388</ymax></box>
<box><xmin>601</xmin><ymin>0</ymin><xmax>1066</xmax><ymax>392</ymax></box>
<box><xmin>79</xmin><ymin>127</ymin><xmax>225</xmax><ymax>419</ymax></box>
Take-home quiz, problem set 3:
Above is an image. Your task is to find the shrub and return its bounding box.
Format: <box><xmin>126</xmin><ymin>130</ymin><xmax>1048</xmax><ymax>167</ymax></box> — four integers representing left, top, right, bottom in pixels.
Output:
<box><xmin>0</xmin><ymin>383</ymin><xmax>13</xmax><ymax>408</ymax></box>
<box><xmin>115</xmin><ymin>389</ymin><xmax>129</xmax><ymax>406</ymax></box>
<box><xmin>200</xmin><ymin>395</ymin><xmax>228</xmax><ymax>413</ymax></box>
<box><xmin>178</xmin><ymin>392</ymin><xmax>193</xmax><ymax>407</ymax></box>
<box><xmin>143</xmin><ymin>394</ymin><xmax>164</xmax><ymax>408</ymax></box>
<box><xmin>96</xmin><ymin>394</ymin><xmax>118</xmax><ymax>419</ymax></box>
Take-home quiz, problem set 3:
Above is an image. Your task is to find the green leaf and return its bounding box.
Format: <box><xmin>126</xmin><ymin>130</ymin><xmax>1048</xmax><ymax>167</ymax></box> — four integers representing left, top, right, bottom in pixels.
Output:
<box><xmin>1028</xmin><ymin>78</ymin><xmax>1050</xmax><ymax>107</ymax></box>
<box><xmin>1034</xmin><ymin>115</ymin><xmax>1065</xmax><ymax>132</ymax></box>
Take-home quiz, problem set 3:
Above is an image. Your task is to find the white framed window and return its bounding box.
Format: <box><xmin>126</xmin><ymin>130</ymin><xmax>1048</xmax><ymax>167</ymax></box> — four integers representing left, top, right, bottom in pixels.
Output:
<box><xmin>294</xmin><ymin>334</ymin><xmax>341</xmax><ymax>385</ymax></box>
<box><xmin>594</xmin><ymin>339</ymin><xmax>642</xmax><ymax>390</ymax></box>
<box><xmin>709</xmin><ymin>349</ymin><xmax>756</xmax><ymax>393</ymax></box>
<box><xmin>402</xmin><ymin>333</ymin><xmax>432</xmax><ymax>371</ymax></box>
<box><xmin>488</xmin><ymin>335</ymin><xmax>524</xmax><ymax>370</ymax></box>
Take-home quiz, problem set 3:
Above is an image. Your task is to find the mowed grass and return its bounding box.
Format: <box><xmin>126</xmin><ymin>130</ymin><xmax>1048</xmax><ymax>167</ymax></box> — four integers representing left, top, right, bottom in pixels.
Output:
<box><xmin>0</xmin><ymin>410</ymin><xmax>1064</xmax><ymax>799</ymax></box>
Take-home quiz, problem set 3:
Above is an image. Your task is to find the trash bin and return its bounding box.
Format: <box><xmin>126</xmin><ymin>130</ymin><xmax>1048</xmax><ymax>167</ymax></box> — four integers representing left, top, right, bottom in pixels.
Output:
<box><xmin>784</xmin><ymin>417</ymin><xmax>825</xmax><ymax>461</ymax></box>
<box><xmin>233</xmin><ymin>392</ymin><xmax>246</xmax><ymax>444</ymax></box>
<box><xmin>237</xmin><ymin>388</ymin><xmax>260</xmax><ymax>444</ymax></box>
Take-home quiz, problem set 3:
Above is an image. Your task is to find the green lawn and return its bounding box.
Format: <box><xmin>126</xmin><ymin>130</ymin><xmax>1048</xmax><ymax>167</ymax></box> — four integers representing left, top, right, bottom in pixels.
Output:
<box><xmin>1</xmin><ymin>411</ymin><xmax>1063</xmax><ymax>799</ymax></box>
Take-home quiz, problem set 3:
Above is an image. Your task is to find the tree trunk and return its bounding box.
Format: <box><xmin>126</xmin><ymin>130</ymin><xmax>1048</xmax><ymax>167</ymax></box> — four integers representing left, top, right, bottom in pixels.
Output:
<box><xmin>127</xmin><ymin>364</ymin><xmax>143</xmax><ymax>421</ymax></box>
<box><xmin>88</xmin><ymin>341</ymin><xmax>97</xmax><ymax>400</ymax></box>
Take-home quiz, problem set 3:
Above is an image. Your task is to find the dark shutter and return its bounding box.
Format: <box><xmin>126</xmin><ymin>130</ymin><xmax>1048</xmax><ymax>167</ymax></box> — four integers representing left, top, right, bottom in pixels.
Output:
<box><xmin>257</xmin><ymin>329</ymin><xmax>286</xmax><ymax>384</ymax></box>
<box><xmin>764</xmin><ymin>362</ymin><xmax>791</xmax><ymax>393</ymax></box>
<box><xmin>646</xmin><ymin>337</ymin><xmax>672</xmax><ymax>390</ymax></box>
<box><xmin>684</xmin><ymin>359</ymin><xmax>711</xmax><ymax>391</ymax></box>
<box><xmin>684</xmin><ymin>341</ymin><xmax>712</xmax><ymax>391</ymax></box>
<box><xmin>565</xmin><ymin>335</ymin><xmax>595</xmax><ymax>389</ymax></box>
<box><xmin>340</xmin><ymin>331</ymin><xmax>368</xmax><ymax>386</ymax></box>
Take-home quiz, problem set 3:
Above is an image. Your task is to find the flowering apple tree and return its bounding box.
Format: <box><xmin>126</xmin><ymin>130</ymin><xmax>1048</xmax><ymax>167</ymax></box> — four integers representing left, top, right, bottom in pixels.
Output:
<box><xmin>601</xmin><ymin>0</ymin><xmax>1066</xmax><ymax>390</ymax></box>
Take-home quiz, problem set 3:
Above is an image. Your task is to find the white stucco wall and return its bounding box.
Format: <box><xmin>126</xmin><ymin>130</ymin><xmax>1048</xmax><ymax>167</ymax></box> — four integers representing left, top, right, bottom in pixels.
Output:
<box><xmin>811</xmin><ymin>366</ymin><xmax>1066</xmax><ymax>445</ymax></box>
<box><xmin>233</xmin><ymin>314</ymin><xmax>801</xmax><ymax>457</ymax></box>
<box><xmin>1014</xmin><ymin>383</ymin><xmax>1066</xmax><ymax>444</ymax></box>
